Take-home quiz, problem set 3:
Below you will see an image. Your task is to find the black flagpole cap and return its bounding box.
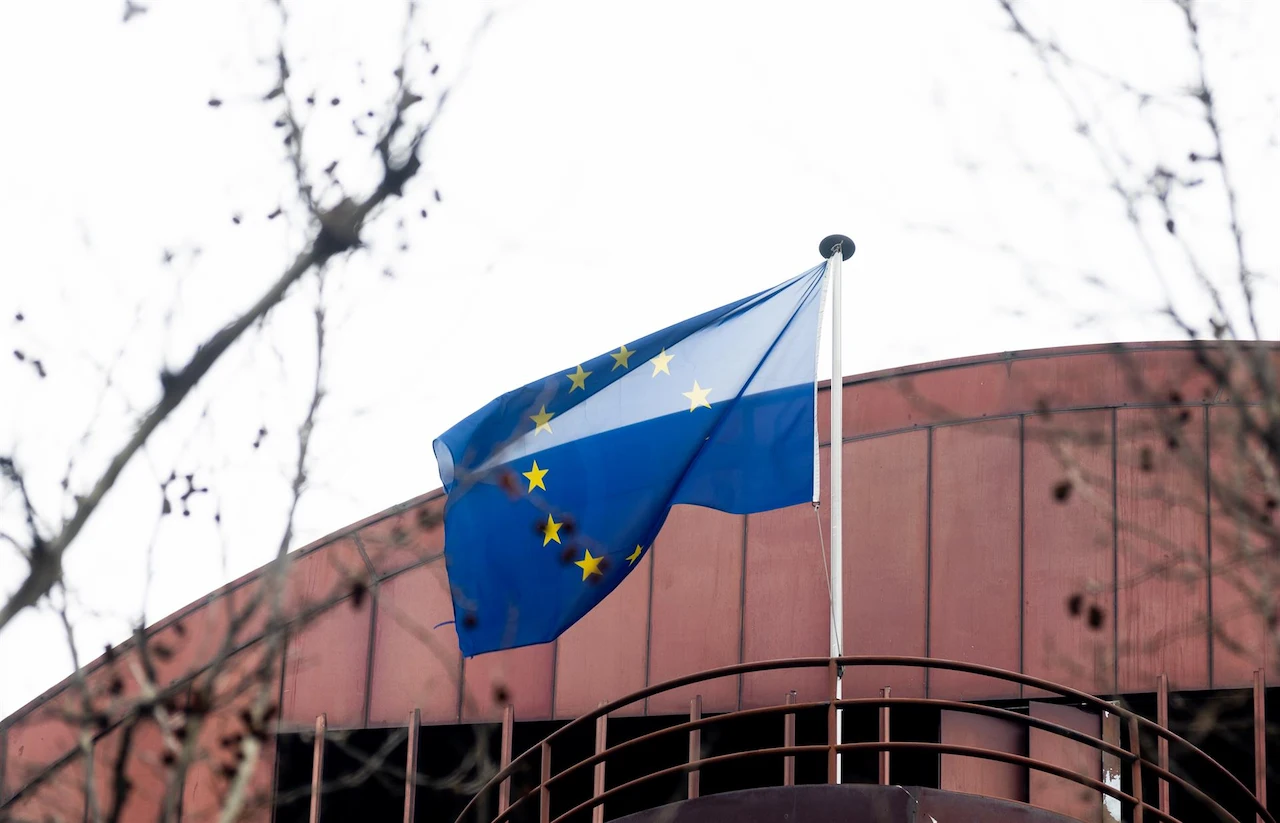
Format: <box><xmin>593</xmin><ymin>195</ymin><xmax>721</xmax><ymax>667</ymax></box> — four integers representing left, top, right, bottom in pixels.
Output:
<box><xmin>818</xmin><ymin>234</ymin><xmax>856</xmax><ymax>261</ymax></box>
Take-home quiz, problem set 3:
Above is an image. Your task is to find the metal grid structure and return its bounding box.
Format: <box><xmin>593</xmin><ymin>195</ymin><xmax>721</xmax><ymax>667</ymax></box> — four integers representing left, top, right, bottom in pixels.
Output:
<box><xmin>414</xmin><ymin>656</ymin><xmax>1270</xmax><ymax>823</ymax></box>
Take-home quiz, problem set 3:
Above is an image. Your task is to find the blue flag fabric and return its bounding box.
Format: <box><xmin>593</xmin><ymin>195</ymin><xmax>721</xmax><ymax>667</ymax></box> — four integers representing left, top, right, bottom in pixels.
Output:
<box><xmin>434</xmin><ymin>263</ymin><xmax>828</xmax><ymax>656</ymax></box>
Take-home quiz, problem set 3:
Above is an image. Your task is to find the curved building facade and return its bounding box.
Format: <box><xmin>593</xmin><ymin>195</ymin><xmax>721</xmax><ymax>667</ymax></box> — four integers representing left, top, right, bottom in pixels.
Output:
<box><xmin>1</xmin><ymin>342</ymin><xmax>1275</xmax><ymax>823</ymax></box>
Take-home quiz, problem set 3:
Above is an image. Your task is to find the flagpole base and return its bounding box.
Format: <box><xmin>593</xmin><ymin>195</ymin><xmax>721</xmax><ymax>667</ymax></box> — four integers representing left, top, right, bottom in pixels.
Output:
<box><xmin>819</xmin><ymin>235</ymin><xmax>855</xmax><ymax>261</ymax></box>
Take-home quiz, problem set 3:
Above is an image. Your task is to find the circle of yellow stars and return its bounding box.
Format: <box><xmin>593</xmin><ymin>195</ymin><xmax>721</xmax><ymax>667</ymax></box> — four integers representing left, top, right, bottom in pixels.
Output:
<box><xmin>521</xmin><ymin>342</ymin><xmax>707</xmax><ymax>581</ymax></box>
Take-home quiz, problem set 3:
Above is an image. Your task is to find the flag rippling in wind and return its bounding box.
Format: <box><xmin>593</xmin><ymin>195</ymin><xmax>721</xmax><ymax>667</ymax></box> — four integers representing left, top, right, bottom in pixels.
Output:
<box><xmin>434</xmin><ymin>263</ymin><xmax>828</xmax><ymax>656</ymax></box>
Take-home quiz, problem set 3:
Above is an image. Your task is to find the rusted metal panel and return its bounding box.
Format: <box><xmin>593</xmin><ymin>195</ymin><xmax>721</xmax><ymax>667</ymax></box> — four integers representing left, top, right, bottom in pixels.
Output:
<box><xmin>280</xmin><ymin>537</ymin><xmax>377</xmax><ymax>730</ymax></box>
<box><xmin>845</xmin><ymin>361</ymin><xmax>1023</xmax><ymax>440</ymax></box>
<box><xmin>1116</xmin><ymin>408</ymin><xmax>1210</xmax><ymax>692</ymax></box>
<box><xmin>283</xmin><ymin>536</ymin><xmax>373</xmax><ymax>615</ymax></box>
<box><xmin>2</xmin><ymin>697</ymin><xmax>80</xmax><ymax>805</ymax></box>
<box><xmin>281</xmin><ymin>590</ymin><xmax>373</xmax><ymax>730</ymax></box>
<box><xmin>122</xmin><ymin>577</ymin><xmax>274</xmax><ymax>712</ymax></box>
<box><xmin>2</xmin><ymin>753</ymin><xmax>87</xmax><ymax>823</ymax></box>
<box><xmin>353</xmin><ymin>496</ymin><xmax>445</xmax><ymax>580</ymax></box>
<box><xmin>740</xmin><ymin>448</ymin><xmax>828</xmax><ymax>707</ymax></box>
<box><xmin>6</xmin><ymin>611</ymin><xmax>274</xmax><ymax>808</ymax></box>
<box><xmin>940</xmin><ymin>710</ymin><xmax>1028</xmax><ymax>803</ymax></box>
<box><xmin>929</xmin><ymin>419</ymin><xmax>1022</xmax><ymax>700</ymax></box>
<box><xmin>647</xmin><ymin>506</ymin><xmax>744</xmax><ymax>715</ymax></box>
<box><xmin>1207</xmin><ymin>405</ymin><xmax>1268</xmax><ymax>686</ymax></box>
<box><xmin>366</xmin><ymin>559</ymin><xmax>461</xmax><ymax>726</ymax></box>
<box><xmin>184</xmin><ymin>731</ymin><xmax>276</xmax><ymax>823</ymax></box>
<box><xmin>182</xmin><ymin>642</ymin><xmax>277</xmax><ymax>823</ymax></box>
<box><xmin>462</xmin><ymin>642</ymin><xmax>555</xmax><ymax>722</ymax></box>
<box><xmin>845</xmin><ymin>431</ymin><xmax>928</xmax><ymax>698</ymax></box>
<box><xmin>554</xmin><ymin>550</ymin><xmax>652</xmax><ymax>719</ymax></box>
<box><xmin>815</xmin><ymin>384</ymin><xmax>833</xmax><ymax>446</ymax></box>
<box><xmin>1023</xmin><ymin>411</ymin><xmax>1115</xmax><ymax>696</ymax></box>
<box><xmin>1028</xmin><ymin>702</ymin><xmax>1103</xmax><ymax>822</ymax></box>
<box><xmin>1011</xmin><ymin>349</ymin><xmax>1214</xmax><ymax>415</ymax></box>
<box><xmin>843</xmin><ymin>347</ymin><xmax>1221</xmax><ymax>441</ymax></box>
<box><xmin>90</xmin><ymin>717</ymin><xmax>171</xmax><ymax>823</ymax></box>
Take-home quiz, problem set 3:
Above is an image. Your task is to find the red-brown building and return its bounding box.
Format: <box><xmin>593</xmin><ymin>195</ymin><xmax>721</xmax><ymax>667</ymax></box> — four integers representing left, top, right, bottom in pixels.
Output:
<box><xmin>2</xmin><ymin>342</ymin><xmax>1276</xmax><ymax>823</ymax></box>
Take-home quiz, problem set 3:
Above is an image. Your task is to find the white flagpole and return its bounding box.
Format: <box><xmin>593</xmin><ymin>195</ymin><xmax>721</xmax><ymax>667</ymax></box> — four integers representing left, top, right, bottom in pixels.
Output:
<box><xmin>819</xmin><ymin>234</ymin><xmax>853</xmax><ymax>784</ymax></box>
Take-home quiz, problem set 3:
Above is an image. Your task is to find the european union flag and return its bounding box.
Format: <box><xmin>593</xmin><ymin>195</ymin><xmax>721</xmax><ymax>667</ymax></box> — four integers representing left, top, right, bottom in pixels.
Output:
<box><xmin>434</xmin><ymin>263</ymin><xmax>828</xmax><ymax>656</ymax></box>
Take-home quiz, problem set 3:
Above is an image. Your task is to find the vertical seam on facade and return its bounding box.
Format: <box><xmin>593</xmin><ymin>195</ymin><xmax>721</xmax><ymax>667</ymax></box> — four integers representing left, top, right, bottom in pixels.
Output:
<box><xmin>1204</xmin><ymin>404</ymin><xmax>1214</xmax><ymax>689</ymax></box>
<box><xmin>644</xmin><ymin>540</ymin><xmax>656</xmax><ymax>717</ymax></box>
<box><xmin>351</xmin><ymin>532</ymin><xmax>376</xmax><ymax>577</ymax></box>
<box><xmin>1019</xmin><ymin>414</ymin><xmax>1026</xmax><ymax>699</ymax></box>
<box><xmin>363</xmin><ymin>584</ymin><xmax>379</xmax><ymax>727</ymax></box>
<box><xmin>549</xmin><ymin>639</ymin><xmax>560</xmax><ymax>721</ymax></box>
<box><xmin>456</xmin><ymin>656</ymin><xmax>466</xmax><ymax>724</ymax></box>
<box><xmin>354</xmin><ymin>530</ymin><xmax>379</xmax><ymax>727</ymax></box>
<box><xmin>738</xmin><ymin>514</ymin><xmax>748</xmax><ymax>712</ymax></box>
<box><xmin>1112</xmin><ymin>407</ymin><xmax>1120</xmax><ymax>695</ymax></box>
<box><xmin>271</xmin><ymin>632</ymin><xmax>289</xmax><ymax>823</ymax></box>
<box><xmin>925</xmin><ymin>426</ymin><xmax>934</xmax><ymax>699</ymax></box>
<box><xmin>276</xmin><ymin>634</ymin><xmax>289</xmax><ymax>728</ymax></box>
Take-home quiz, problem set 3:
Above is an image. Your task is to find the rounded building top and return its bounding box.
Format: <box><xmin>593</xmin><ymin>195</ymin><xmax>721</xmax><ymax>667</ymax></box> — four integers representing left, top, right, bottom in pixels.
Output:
<box><xmin>3</xmin><ymin>341</ymin><xmax>1277</xmax><ymax>822</ymax></box>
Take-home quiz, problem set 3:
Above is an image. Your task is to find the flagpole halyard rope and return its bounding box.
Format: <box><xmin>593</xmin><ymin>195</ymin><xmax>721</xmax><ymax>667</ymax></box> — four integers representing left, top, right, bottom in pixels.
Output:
<box><xmin>812</xmin><ymin>502</ymin><xmax>841</xmax><ymax>656</ymax></box>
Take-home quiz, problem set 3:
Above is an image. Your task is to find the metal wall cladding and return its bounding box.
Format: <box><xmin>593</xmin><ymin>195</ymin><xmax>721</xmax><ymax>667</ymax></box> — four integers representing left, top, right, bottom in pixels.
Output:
<box><xmin>4</xmin><ymin>342</ymin><xmax>1277</xmax><ymax>816</ymax></box>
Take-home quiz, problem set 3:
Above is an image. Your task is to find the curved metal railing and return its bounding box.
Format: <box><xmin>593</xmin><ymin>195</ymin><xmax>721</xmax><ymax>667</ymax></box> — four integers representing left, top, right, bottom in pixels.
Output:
<box><xmin>457</xmin><ymin>656</ymin><xmax>1273</xmax><ymax>823</ymax></box>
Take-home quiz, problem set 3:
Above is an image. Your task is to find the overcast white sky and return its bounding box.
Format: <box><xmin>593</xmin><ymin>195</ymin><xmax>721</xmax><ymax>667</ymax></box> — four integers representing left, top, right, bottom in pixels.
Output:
<box><xmin>1</xmin><ymin>0</ymin><xmax>1277</xmax><ymax>717</ymax></box>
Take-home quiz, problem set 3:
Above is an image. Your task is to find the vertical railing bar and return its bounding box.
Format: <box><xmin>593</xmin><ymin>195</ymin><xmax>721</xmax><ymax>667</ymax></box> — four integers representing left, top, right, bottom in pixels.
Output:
<box><xmin>540</xmin><ymin>741</ymin><xmax>552</xmax><ymax>823</ymax></box>
<box><xmin>1128</xmin><ymin>714</ymin><xmax>1145</xmax><ymax>823</ymax></box>
<box><xmin>593</xmin><ymin>704</ymin><xmax>607</xmax><ymax>823</ymax></box>
<box><xmin>403</xmin><ymin>708</ymin><xmax>420</xmax><ymax>823</ymax></box>
<box><xmin>827</xmin><ymin>658</ymin><xmax>838</xmax><ymax>785</ymax></box>
<box><xmin>688</xmin><ymin>695</ymin><xmax>702</xmax><ymax>800</ymax></box>
<box><xmin>1102</xmin><ymin>705</ymin><xmax>1123</xmax><ymax>823</ymax></box>
<box><xmin>879</xmin><ymin>686</ymin><xmax>891</xmax><ymax>786</ymax></box>
<box><xmin>1255</xmin><ymin>669</ymin><xmax>1267</xmax><ymax>823</ymax></box>
<box><xmin>309</xmin><ymin>713</ymin><xmax>326</xmax><ymax>823</ymax></box>
<box><xmin>783</xmin><ymin>691</ymin><xmax>797</xmax><ymax>788</ymax></box>
<box><xmin>1157</xmin><ymin>673</ymin><xmax>1169</xmax><ymax>815</ymax></box>
<box><xmin>499</xmin><ymin>704</ymin><xmax>515</xmax><ymax>815</ymax></box>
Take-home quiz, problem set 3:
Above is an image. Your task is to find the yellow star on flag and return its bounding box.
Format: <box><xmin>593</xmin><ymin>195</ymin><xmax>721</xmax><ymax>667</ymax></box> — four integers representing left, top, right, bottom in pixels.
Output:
<box><xmin>542</xmin><ymin>514</ymin><xmax>563</xmax><ymax>546</ymax></box>
<box><xmin>650</xmin><ymin>348</ymin><xmax>674</xmax><ymax>376</ymax></box>
<box><xmin>626</xmin><ymin>544</ymin><xmax>643</xmax><ymax>565</ymax></box>
<box><xmin>530</xmin><ymin>405</ymin><xmax>554</xmax><ymax>435</ymax></box>
<box><xmin>566</xmin><ymin>364</ymin><xmax>592</xmax><ymax>392</ymax></box>
<box><xmin>683</xmin><ymin>380</ymin><xmax>712</xmax><ymax>411</ymax></box>
<box><xmin>575</xmin><ymin>548</ymin><xmax>604</xmax><ymax>580</ymax></box>
<box><xmin>611</xmin><ymin>344</ymin><xmax>635</xmax><ymax>371</ymax></box>
<box><xmin>522</xmin><ymin>460</ymin><xmax>548</xmax><ymax>492</ymax></box>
